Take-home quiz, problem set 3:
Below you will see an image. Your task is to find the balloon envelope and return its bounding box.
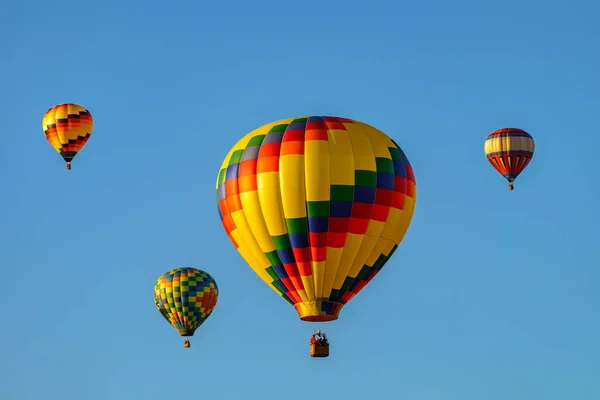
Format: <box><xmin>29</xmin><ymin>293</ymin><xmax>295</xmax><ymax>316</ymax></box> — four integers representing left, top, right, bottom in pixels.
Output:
<box><xmin>484</xmin><ymin>127</ymin><xmax>534</xmax><ymax>187</ymax></box>
<box><xmin>154</xmin><ymin>267</ymin><xmax>219</xmax><ymax>336</ymax></box>
<box><xmin>42</xmin><ymin>103</ymin><xmax>93</xmax><ymax>168</ymax></box>
<box><xmin>216</xmin><ymin>116</ymin><xmax>416</xmax><ymax>322</ymax></box>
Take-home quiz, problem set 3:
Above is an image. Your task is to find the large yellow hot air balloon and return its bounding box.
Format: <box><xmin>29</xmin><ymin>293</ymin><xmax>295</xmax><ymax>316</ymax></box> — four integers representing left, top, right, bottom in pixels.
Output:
<box><xmin>42</xmin><ymin>103</ymin><xmax>93</xmax><ymax>170</ymax></box>
<box><xmin>484</xmin><ymin>128</ymin><xmax>535</xmax><ymax>190</ymax></box>
<box><xmin>216</xmin><ymin>116</ymin><xmax>416</xmax><ymax>354</ymax></box>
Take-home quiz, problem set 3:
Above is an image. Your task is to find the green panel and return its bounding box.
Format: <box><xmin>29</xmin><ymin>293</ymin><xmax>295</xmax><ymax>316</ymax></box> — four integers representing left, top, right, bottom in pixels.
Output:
<box><xmin>388</xmin><ymin>147</ymin><xmax>402</xmax><ymax>161</ymax></box>
<box><xmin>330</xmin><ymin>185</ymin><xmax>354</xmax><ymax>202</ymax></box>
<box><xmin>355</xmin><ymin>170</ymin><xmax>377</xmax><ymax>187</ymax></box>
<box><xmin>329</xmin><ymin>185</ymin><xmax>354</xmax><ymax>201</ymax></box>
<box><xmin>270</xmin><ymin>124</ymin><xmax>289</xmax><ymax>133</ymax></box>
<box><xmin>248</xmin><ymin>134</ymin><xmax>266</xmax><ymax>147</ymax></box>
<box><xmin>375</xmin><ymin>157</ymin><xmax>394</xmax><ymax>173</ymax></box>
<box><xmin>265</xmin><ymin>251</ymin><xmax>282</xmax><ymax>267</ymax></box>
<box><xmin>286</xmin><ymin>217</ymin><xmax>308</xmax><ymax>234</ymax></box>
<box><xmin>271</xmin><ymin>234</ymin><xmax>292</xmax><ymax>250</ymax></box>
<box><xmin>266</xmin><ymin>266</ymin><xmax>280</xmax><ymax>281</ymax></box>
<box><xmin>229</xmin><ymin>149</ymin><xmax>244</xmax><ymax>164</ymax></box>
<box><xmin>307</xmin><ymin>201</ymin><xmax>330</xmax><ymax>217</ymax></box>
<box><xmin>218</xmin><ymin>168</ymin><xmax>227</xmax><ymax>184</ymax></box>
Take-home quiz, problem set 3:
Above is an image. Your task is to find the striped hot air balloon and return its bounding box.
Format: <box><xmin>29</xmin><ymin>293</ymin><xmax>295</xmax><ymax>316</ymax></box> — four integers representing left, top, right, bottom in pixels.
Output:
<box><xmin>484</xmin><ymin>127</ymin><xmax>535</xmax><ymax>190</ymax></box>
<box><xmin>216</xmin><ymin>116</ymin><xmax>416</xmax><ymax>328</ymax></box>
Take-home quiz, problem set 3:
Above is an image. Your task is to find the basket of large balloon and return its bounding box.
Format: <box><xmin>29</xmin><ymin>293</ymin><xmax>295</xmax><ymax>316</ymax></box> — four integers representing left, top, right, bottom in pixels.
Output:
<box><xmin>309</xmin><ymin>330</ymin><xmax>329</xmax><ymax>358</ymax></box>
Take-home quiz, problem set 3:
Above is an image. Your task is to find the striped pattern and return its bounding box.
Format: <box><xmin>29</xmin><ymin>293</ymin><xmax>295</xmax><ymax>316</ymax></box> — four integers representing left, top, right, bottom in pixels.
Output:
<box><xmin>154</xmin><ymin>267</ymin><xmax>219</xmax><ymax>336</ymax></box>
<box><xmin>42</xmin><ymin>103</ymin><xmax>93</xmax><ymax>167</ymax></box>
<box><xmin>216</xmin><ymin>116</ymin><xmax>416</xmax><ymax>322</ymax></box>
<box><xmin>484</xmin><ymin>127</ymin><xmax>535</xmax><ymax>183</ymax></box>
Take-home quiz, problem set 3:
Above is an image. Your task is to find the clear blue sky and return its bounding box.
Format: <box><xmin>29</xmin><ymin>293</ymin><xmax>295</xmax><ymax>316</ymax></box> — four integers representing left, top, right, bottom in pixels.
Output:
<box><xmin>2</xmin><ymin>0</ymin><xmax>599</xmax><ymax>399</ymax></box>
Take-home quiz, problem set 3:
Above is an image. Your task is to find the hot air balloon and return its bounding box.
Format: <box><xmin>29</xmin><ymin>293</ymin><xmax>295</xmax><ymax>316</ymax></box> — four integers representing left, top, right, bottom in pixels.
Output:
<box><xmin>216</xmin><ymin>116</ymin><xmax>416</xmax><ymax>357</ymax></box>
<box><xmin>42</xmin><ymin>103</ymin><xmax>93</xmax><ymax>170</ymax></box>
<box><xmin>153</xmin><ymin>267</ymin><xmax>219</xmax><ymax>348</ymax></box>
<box><xmin>484</xmin><ymin>128</ymin><xmax>535</xmax><ymax>190</ymax></box>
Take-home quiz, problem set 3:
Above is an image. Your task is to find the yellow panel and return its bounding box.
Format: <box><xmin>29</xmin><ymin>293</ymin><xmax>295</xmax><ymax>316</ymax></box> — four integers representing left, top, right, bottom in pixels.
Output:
<box><xmin>391</xmin><ymin>196</ymin><xmax>416</xmax><ymax>245</ymax></box>
<box><xmin>348</xmin><ymin>234</ymin><xmax>378</xmax><ymax>278</ymax></box>
<box><xmin>381</xmin><ymin>239</ymin><xmax>396</xmax><ymax>257</ymax></box>
<box><xmin>229</xmin><ymin>231</ymin><xmax>267</xmax><ymax>274</ymax></box>
<box><xmin>322</xmin><ymin>246</ymin><xmax>343</xmax><ymax>298</ymax></box>
<box><xmin>231</xmin><ymin>210</ymin><xmax>270</xmax><ymax>267</ymax></box>
<box><xmin>365</xmin><ymin>237</ymin><xmax>391</xmax><ymax>267</ymax></box>
<box><xmin>365</xmin><ymin>219</ymin><xmax>385</xmax><ymax>238</ymax></box>
<box><xmin>328</xmin><ymin>129</ymin><xmax>355</xmax><ymax>185</ymax></box>
<box><xmin>257</xmin><ymin>177</ymin><xmax>288</xmax><ymax>236</ymax></box>
<box><xmin>53</xmin><ymin>105</ymin><xmax>70</xmax><ymax>144</ymax></box>
<box><xmin>233</xmin><ymin>237</ymin><xmax>285</xmax><ymax>298</ymax></box>
<box><xmin>239</xmin><ymin>191</ymin><xmax>276</xmax><ymax>252</ymax></box>
<box><xmin>360</xmin><ymin>122</ymin><xmax>391</xmax><ymax>158</ymax></box>
<box><xmin>345</xmin><ymin>123</ymin><xmax>376</xmax><ymax>170</ymax></box>
<box><xmin>331</xmin><ymin>233</ymin><xmax>363</xmax><ymax>290</ymax></box>
<box><xmin>293</xmin><ymin>287</ymin><xmax>309</xmax><ymax>304</ymax></box>
<box><xmin>257</xmin><ymin>171</ymin><xmax>280</xmax><ymax>190</ymax></box>
<box><xmin>279</xmin><ymin>154</ymin><xmax>307</xmax><ymax>219</ymax></box>
<box><xmin>299</xmin><ymin>276</ymin><xmax>314</xmax><ymax>303</ymax></box>
<box><xmin>368</xmin><ymin>124</ymin><xmax>398</xmax><ymax>156</ymax></box>
<box><xmin>304</xmin><ymin>140</ymin><xmax>330</xmax><ymax>201</ymax></box>
<box><xmin>312</xmin><ymin>260</ymin><xmax>327</xmax><ymax>299</ymax></box>
<box><xmin>484</xmin><ymin>136</ymin><xmax>535</xmax><ymax>154</ymax></box>
<box><xmin>380</xmin><ymin>207</ymin><xmax>404</xmax><ymax>243</ymax></box>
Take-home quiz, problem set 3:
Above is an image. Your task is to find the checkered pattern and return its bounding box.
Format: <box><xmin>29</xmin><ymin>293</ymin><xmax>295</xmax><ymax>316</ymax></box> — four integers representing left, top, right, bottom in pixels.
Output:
<box><xmin>42</xmin><ymin>103</ymin><xmax>93</xmax><ymax>167</ymax></box>
<box><xmin>216</xmin><ymin>116</ymin><xmax>416</xmax><ymax>322</ymax></box>
<box><xmin>484</xmin><ymin>127</ymin><xmax>535</xmax><ymax>183</ymax></box>
<box><xmin>154</xmin><ymin>267</ymin><xmax>219</xmax><ymax>336</ymax></box>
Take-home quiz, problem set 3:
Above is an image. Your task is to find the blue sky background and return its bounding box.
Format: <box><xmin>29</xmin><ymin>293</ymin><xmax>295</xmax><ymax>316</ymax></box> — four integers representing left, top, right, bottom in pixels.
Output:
<box><xmin>1</xmin><ymin>0</ymin><xmax>599</xmax><ymax>399</ymax></box>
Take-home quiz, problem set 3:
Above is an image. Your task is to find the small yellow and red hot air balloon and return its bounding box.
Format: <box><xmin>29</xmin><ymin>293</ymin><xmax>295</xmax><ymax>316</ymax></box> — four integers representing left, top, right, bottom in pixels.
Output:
<box><xmin>42</xmin><ymin>103</ymin><xmax>93</xmax><ymax>170</ymax></box>
<box><xmin>484</xmin><ymin>127</ymin><xmax>535</xmax><ymax>190</ymax></box>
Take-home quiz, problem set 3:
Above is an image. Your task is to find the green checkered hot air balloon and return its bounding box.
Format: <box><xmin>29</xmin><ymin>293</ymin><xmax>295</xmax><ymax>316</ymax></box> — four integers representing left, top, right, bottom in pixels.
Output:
<box><xmin>153</xmin><ymin>267</ymin><xmax>219</xmax><ymax>348</ymax></box>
